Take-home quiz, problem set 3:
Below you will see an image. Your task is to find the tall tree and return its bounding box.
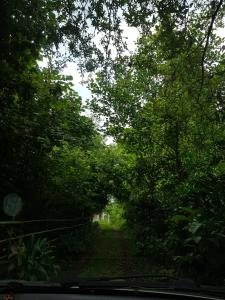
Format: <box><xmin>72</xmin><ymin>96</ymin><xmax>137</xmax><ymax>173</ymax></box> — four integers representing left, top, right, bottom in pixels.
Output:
<box><xmin>88</xmin><ymin>2</ymin><xmax>225</xmax><ymax>280</ymax></box>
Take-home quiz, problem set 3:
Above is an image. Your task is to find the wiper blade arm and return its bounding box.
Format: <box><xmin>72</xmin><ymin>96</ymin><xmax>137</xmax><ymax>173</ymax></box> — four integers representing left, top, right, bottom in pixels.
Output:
<box><xmin>61</xmin><ymin>276</ymin><xmax>225</xmax><ymax>298</ymax></box>
<box><xmin>61</xmin><ymin>275</ymin><xmax>188</xmax><ymax>289</ymax></box>
<box><xmin>94</xmin><ymin>274</ymin><xmax>177</xmax><ymax>281</ymax></box>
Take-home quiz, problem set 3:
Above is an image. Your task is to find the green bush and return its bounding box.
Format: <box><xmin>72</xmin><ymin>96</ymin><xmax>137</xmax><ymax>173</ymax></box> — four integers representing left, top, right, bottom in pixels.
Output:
<box><xmin>171</xmin><ymin>207</ymin><xmax>225</xmax><ymax>281</ymax></box>
<box><xmin>57</xmin><ymin>223</ymin><xmax>98</xmax><ymax>257</ymax></box>
<box><xmin>104</xmin><ymin>201</ymin><xmax>125</xmax><ymax>228</ymax></box>
<box><xmin>5</xmin><ymin>237</ymin><xmax>59</xmax><ymax>281</ymax></box>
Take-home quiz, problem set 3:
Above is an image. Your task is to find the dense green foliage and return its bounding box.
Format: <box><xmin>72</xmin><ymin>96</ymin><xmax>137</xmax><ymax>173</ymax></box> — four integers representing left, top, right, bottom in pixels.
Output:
<box><xmin>0</xmin><ymin>0</ymin><xmax>127</xmax><ymax>279</ymax></box>
<box><xmin>104</xmin><ymin>200</ymin><xmax>125</xmax><ymax>228</ymax></box>
<box><xmin>89</xmin><ymin>1</ymin><xmax>225</xmax><ymax>283</ymax></box>
<box><xmin>5</xmin><ymin>237</ymin><xmax>59</xmax><ymax>280</ymax></box>
<box><xmin>1</xmin><ymin>0</ymin><xmax>225</xmax><ymax>282</ymax></box>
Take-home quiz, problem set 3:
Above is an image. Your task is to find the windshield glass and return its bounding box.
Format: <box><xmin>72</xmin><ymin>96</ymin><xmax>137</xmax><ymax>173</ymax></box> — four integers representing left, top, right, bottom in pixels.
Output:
<box><xmin>1</xmin><ymin>0</ymin><xmax>225</xmax><ymax>289</ymax></box>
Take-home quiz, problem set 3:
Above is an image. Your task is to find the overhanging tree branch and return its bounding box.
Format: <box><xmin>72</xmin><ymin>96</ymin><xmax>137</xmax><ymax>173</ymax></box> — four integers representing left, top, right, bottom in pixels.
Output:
<box><xmin>200</xmin><ymin>0</ymin><xmax>224</xmax><ymax>90</ymax></box>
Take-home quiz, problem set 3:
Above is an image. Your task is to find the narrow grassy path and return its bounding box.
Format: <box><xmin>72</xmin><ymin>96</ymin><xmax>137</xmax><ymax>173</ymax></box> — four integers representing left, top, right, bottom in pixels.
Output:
<box><xmin>79</xmin><ymin>224</ymin><xmax>124</xmax><ymax>278</ymax></box>
<box><xmin>57</xmin><ymin>223</ymin><xmax>172</xmax><ymax>281</ymax></box>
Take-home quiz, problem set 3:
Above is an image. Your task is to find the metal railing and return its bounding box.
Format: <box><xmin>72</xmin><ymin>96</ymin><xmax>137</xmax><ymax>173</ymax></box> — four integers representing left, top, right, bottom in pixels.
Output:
<box><xmin>0</xmin><ymin>219</ymin><xmax>88</xmax><ymax>244</ymax></box>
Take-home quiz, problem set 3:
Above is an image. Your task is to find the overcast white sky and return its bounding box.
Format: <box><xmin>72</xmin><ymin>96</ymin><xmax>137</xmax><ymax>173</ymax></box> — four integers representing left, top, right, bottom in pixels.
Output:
<box><xmin>64</xmin><ymin>26</ymin><xmax>225</xmax><ymax>100</ymax></box>
<box><xmin>39</xmin><ymin>24</ymin><xmax>225</xmax><ymax>144</ymax></box>
<box><xmin>62</xmin><ymin>24</ymin><xmax>139</xmax><ymax>101</ymax></box>
<box><xmin>39</xmin><ymin>24</ymin><xmax>225</xmax><ymax>103</ymax></box>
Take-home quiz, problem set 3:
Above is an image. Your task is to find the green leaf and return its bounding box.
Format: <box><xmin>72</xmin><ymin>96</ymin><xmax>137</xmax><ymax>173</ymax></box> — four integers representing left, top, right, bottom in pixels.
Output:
<box><xmin>189</xmin><ymin>221</ymin><xmax>202</xmax><ymax>234</ymax></box>
<box><xmin>193</xmin><ymin>236</ymin><xmax>202</xmax><ymax>244</ymax></box>
<box><xmin>171</xmin><ymin>215</ymin><xmax>188</xmax><ymax>223</ymax></box>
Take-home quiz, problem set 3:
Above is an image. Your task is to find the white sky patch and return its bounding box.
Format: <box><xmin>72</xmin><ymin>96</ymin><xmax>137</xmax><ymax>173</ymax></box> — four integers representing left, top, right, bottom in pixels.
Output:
<box><xmin>121</xmin><ymin>22</ymin><xmax>139</xmax><ymax>53</ymax></box>
<box><xmin>38</xmin><ymin>23</ymin><xmax>139</xmax><ymax>103</ymax></box>
<box><xmin>38</xmin><ymin>24</ymin><xmax>225</xmax><ymax>145</ymax></box>
<box><xmin>62</xmin><ymin>62</ymin><xmax>92</xmax><ymax>101</ymax></box>
<box><xmin>39</xmin><ymin>25</ymin><xmax>224</xmax><ymax>102</ymax></box>
<box><xmin>217</xmin><ymin>27</ymin><xmax>225</xmax><ymax>38</ymax></box>
<box><xmin>62</xmin><ymin>24</ymin><xmax>139</xmax><ymax>102</ymax></box>
<box><xmin>38</xmin><ymin>57</ymin><xmax>48</xmax><ymax>68</ymax></box>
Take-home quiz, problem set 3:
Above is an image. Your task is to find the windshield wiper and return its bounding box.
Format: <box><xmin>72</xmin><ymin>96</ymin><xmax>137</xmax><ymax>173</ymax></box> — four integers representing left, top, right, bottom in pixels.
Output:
<box><xmin>61</xmin><ymin>276</ymin><xmax>225</xmax><ymax>298</ymax></box>
<box><xmin>61</xmin><ymin>274</ymin><xmax>192</xmax><ymax>288</ymax></box>
<box><xmin>1</xmin><ymin>278</ymin><xmax>224</xmax><ymax>298</ymax></box>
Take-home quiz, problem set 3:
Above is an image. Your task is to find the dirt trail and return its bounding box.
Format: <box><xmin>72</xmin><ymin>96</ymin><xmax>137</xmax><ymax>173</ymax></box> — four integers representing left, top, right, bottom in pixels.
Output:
<box><xmin>56</xmin><ymin>224</ymin><xmax>168</xmax><ymax>282</ymax></box>
<box><xmin>57</xmin><ymin>225</ymin><xmax>139</xmax><ymax>280</ymax></box>
<box><xmin>78</xmin><ymin>226</ymin><xmax>129</xmax><ymax>278</ymax></box>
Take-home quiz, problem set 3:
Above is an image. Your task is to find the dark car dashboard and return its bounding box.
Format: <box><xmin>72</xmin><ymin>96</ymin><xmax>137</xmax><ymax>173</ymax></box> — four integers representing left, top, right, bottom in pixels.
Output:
<box><xmin>1</xmin><ymin>289</ymin><xmax>224</xmax><ymax>300</ymax></box>
<box><xmin>0</xmin><ymin>280</ymin><xmax>224</xmax><ymax>300</ymax></box>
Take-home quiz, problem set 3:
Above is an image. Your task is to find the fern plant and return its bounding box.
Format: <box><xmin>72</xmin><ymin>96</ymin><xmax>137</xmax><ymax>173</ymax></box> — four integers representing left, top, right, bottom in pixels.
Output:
<box><xmin>6</xmin><ymin>236</ymin><xmax>60</xmax><ymax>281</ymax></box>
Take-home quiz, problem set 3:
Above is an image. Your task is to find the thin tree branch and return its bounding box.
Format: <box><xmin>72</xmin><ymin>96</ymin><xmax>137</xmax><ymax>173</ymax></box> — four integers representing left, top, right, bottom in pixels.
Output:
<box><xmin>200</xmin><ymin>0</ymin><xmax>224</xmax><ymax>90</ymax></box>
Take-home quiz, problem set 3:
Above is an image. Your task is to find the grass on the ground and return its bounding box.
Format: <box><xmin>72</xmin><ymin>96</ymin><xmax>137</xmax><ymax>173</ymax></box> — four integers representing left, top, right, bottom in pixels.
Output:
<box><xmin>58</xmin><ymin>221</ymin><xmax>174</xmax><ymax>280</ymax></box>
<box><xmin>79</xmin><ymin>222</ymin><xmax>123</xmax><ymax>278</ymax></box>
<box><xmin>98</xmin><ymin>220</ymin><xmax>121</xmax><ymax>230</ymax></box>
<box><xmin>79</xmin><ymin>222</ymin><xmax>174</xmax><ymax>279</ymax></box>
